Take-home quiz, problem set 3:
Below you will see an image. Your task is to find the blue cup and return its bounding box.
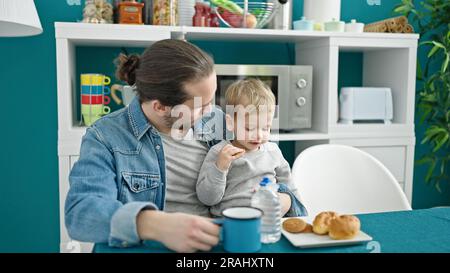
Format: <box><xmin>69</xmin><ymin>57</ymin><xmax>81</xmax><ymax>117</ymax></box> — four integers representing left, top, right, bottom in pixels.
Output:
<box><xmin>214</xmin><ymin>207</ymin><xmax>262</xmax><ymax>253</ymax></box>
<box><xmin>81</xmin><ymin>85</ymin><xmax>111</xmax><ymax>95</ymax></box>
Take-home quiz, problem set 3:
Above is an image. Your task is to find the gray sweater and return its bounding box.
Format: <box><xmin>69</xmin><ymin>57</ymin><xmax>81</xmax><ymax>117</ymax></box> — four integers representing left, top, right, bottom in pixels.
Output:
<box><xmin>196</xmin><ymin>140</ymin><xmax>301</xmax><ymax>217</ymax></box>
<box><xmin>160</xmin><ymin>130</ymin><xmax>211</xmax><ymax>216</ymax></box>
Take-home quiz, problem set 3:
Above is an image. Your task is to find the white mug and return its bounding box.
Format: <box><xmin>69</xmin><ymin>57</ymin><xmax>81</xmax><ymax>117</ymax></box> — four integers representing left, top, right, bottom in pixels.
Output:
<box><xmin>111</xmin><ymin>84</ymin><xmax>136</xmax><ymax>106</ymax></box>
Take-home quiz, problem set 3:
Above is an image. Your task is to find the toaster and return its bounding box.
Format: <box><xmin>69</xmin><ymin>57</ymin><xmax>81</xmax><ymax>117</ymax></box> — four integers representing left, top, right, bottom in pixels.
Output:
<box><xmin>339</xmin><ymin>87</ymin><xmax>393</xmax><ymax>124</ymax></box>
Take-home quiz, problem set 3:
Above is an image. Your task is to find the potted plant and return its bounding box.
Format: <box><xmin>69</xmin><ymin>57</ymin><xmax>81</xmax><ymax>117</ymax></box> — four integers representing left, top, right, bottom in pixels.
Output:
<box><xmin>394</xmin><ymin>0</ymin><xmax>450</xmax><ymax>191</ymax></box>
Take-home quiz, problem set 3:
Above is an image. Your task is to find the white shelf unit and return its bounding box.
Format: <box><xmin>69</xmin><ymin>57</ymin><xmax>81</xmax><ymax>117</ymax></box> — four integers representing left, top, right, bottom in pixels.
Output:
<box><xmin>330</xmin><ymin>39</ymin><xmax>417</xmax><ymax>138</ymax></box>
<box><xmin>55</xmin><ymin>22</ymin><xmax>418</xmax><ymax>252</ymax></box>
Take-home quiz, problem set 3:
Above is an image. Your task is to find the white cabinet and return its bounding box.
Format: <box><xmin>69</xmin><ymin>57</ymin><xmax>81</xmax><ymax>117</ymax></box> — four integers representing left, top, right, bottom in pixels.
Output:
<box><xmin>295</xmin><ymin>137</ymin><xmax>415</xmax><ymax>203</ymax></box>
<box><xmin>328</xmin><ymin>137</ymin><xmax>415</xmax><ymax>203</ymax></box>
<box><xmin>357</xmin><ymin>146</ymin><xmax>406</xmax><ymax>182</ymax></box>
<box><xmin>55</xmin><ymin>23</ymin><xmax>418</xmax><ymax>252</ymax></box>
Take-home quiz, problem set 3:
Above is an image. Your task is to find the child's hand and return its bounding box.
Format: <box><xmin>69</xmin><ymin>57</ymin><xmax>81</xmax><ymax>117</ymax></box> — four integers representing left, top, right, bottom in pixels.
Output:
<box><xmin>216</xmin><ymin>144</ymin><xmax>245</xmax><ymax>172</ymax></box>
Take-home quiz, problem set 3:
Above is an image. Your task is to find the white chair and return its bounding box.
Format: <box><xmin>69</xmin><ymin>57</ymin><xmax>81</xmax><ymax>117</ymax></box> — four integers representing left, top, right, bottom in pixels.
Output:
<box><xmin>292</xmin><ymin>144</ymin><xmax>411</xmax><ymax>217</ymax></box>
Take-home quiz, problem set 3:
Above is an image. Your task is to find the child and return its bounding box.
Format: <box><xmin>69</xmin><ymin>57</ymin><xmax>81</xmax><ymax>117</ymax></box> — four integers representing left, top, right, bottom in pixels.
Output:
<box><xmin>196</xmin><ymin>78</ymin><xmax>307</xmax><ymax>217</ymax></box>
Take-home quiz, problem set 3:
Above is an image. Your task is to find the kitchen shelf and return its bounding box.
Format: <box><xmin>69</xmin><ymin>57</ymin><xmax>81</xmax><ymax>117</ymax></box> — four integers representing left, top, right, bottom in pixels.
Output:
<box><xmin>333</xmin><ymin>45</ymin><xmax>417</xmax><ymax>132</ymax></box>
<box><xmin>271</xmin><ymin>129</ymin><xmax>329</xmax><ymax>141</ymax></box>
<box><xmin>56</xmin><ymin>21</ymin><xmax>419</xmax><ymax>148</ymax></box>
<box><xmin>55</xmin><ymin>22</ymin><xmax>173</xmax><ymax>47</ymax></box>
<box><xmin>55</xmin><ymin>22</ymin><xmax>419</xmax><ymax>46</ymax></box>
<box><xmin>329</xmin><ymin>123</ymin><xmax>415</xmax><ymax>138</ymax></box>
<box><xmin>55</xmin><ymin>21</ymin><xmax>419</xmax><ymax>146</ymax></box>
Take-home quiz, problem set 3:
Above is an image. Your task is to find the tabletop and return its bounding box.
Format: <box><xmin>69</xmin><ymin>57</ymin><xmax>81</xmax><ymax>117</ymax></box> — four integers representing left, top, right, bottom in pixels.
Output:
<box><xmin>94</xmin><ymin>207</ymin><xmax>450</xmax><ymax>253</ymax></box>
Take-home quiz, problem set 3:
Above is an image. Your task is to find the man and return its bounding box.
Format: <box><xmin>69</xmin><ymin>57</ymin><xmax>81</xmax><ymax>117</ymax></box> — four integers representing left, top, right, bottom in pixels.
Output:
<box><xmin>65</xmin><ymin>39</ymin><xmax>305</xmax><ymax>253</ymax></box>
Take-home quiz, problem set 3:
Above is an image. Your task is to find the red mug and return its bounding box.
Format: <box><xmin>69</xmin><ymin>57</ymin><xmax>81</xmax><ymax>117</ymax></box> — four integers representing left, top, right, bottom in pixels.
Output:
<box><xmin>81</xmin><ymin>95</ymin><xmax>110</xmax><ymax>105</ymax></box>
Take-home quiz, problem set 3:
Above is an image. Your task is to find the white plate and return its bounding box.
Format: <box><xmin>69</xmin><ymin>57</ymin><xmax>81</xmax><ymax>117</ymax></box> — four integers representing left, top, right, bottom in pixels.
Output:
<box><xmin>281</xmin><ymin>217</ymin><xmax>373</xmax><ymax>248</ymax></box>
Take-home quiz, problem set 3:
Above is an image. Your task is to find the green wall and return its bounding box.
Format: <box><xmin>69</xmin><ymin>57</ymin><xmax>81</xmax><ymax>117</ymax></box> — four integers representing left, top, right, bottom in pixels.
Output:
<box><xmin>0</xmin><ymin>0</ymin><xmax>448</xmax><ymax>252</ymax></box>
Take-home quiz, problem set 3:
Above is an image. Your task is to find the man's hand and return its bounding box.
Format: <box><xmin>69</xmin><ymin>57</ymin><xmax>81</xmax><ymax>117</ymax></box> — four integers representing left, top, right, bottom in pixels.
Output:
<box><xmin>137</xmin><ymin>210</ymin><xmax>220</xmax><ymax>253</ymax></box>
<box><xmin>216</xmin><ymin>144</ymin><xmax>245</xmax><ymax>171</ymax></box>
<box><xmin>278</xmin><ymin>192</ymin><xmax>292</xmax><ymax>216</ymax></box>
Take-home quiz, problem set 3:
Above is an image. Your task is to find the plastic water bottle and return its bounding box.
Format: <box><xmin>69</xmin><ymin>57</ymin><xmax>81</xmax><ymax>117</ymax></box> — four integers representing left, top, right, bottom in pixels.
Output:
<box><xmin>251</xmin><ymin>177</ymin><xmax>282</xmax><ymax>243</ymax></box>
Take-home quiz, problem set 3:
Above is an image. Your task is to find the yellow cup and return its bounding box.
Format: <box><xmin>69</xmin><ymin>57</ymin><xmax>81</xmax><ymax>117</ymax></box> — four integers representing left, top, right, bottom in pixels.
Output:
<box><xmin>83</xmin><ymin>114</ymin><xmax>102</xmax><ymax>127</ymax></box>
<box><xmin>314</xmin><ymin>23</ymin><xmax>324</xmax><ymax>31</ymax></box>
<box><xmin>81</xmin><ymin>74</ymin><xmax>111</xmax><ymax>86</ymax></box>
<box><xmin>81</xmin><ymin>104</ymin><xmax>111</xmax><ymax>126</ymax></box>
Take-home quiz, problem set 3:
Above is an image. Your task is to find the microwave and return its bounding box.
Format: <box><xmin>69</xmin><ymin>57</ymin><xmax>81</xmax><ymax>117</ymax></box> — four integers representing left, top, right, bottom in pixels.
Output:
<box><xmin>214</xmin><ymin>64</ymin><xmax>313</xmax><ymax>131</ymax></box>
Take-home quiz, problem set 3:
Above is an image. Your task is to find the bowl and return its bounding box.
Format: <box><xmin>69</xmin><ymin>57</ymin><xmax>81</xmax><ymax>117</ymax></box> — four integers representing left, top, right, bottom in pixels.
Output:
<box><xmin>293</xmin><ymin>16</ymin><xmax>314</xmax><ymax>31</ymax></box>
<box><xmin>324</xmin><ymin>18</ymin><xmax>345</xmax><ymax>32</ymax></box>
<box><xmin>212</xmin><ymin>1</ymin><xmax>279</xmax><ymax>29</ymax></box>
<box><xmin>345</xmin><ymin>19</ymin><xmax>365</xmax><ymax>33</ymax></box>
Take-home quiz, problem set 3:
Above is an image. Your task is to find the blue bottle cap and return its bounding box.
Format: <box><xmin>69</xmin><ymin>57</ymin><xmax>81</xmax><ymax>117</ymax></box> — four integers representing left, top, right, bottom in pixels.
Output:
<box><xmin>260</xmin><ymin>177</ymin><xmax>270</xmax><ymax>186</ymax></box>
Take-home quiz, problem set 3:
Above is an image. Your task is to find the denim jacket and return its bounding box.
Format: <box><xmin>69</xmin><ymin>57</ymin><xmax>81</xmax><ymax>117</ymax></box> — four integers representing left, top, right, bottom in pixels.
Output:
<box><xmin>65</xmin><ymin>97</ymin><xmax>307</xmax><ymax>248</ymax></box>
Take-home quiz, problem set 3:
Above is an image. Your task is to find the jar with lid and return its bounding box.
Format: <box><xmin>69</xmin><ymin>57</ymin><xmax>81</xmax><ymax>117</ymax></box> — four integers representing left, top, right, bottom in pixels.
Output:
<box><xmin>203</xmin><ymin>2</ymin><xmax>211</xmax><ymax>26</ymax></box>
<box><xmin>209</xmin><ymin>6</ymin><xmax>219</xmax><ymax>27</ymax></box>
<box><xmin>152</xmin><ymin>0</ymin><xmax>179</xmax><ymax>26</ymax></box>
<box><xmin>82</xmin><ymin>0</ymin><xmax>114</xmax><ymax>24</ymax></box>
<box><xmin>192</xmin><ymin>1</ymin><xmax>205</xmax><ymax>27</ymax></box>
<box><xmin>118</xmin><ymin>0</ymin><xmax>144</xmax><ymax>25</ymax></box>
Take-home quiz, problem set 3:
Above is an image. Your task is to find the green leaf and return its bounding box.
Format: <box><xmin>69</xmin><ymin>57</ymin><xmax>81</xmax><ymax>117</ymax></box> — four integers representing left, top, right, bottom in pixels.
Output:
<box><xmin>416</xmin><ymin>156</ymin><xmax>433</xmax><ymax>165</ymax></box>
<box><xmin>401</xmin><ymin>0</ymin><xmax>410</xmax><ymax>5</ymax></box>
<box><xmin>428</xmin><ymin>45</ymin><xmax>441</xmax><ymax>58</ymax></box>
<box><xmin>420</xmin><ymin>105</ymin><xmax>433</xmax><ymax>124</ymax></box>
<box><xmin>436</xmin><ymin>181</ymin><xmax>442</xmax><ymax>193</ymax></box>
<box><xmin>422</xmin><ymin>126</ymin><xmax>447</xmax><ymax>145</ymax></box>
<box><xmin>432</xmin><ymin>41</ymin><xmax>446</xmax><ymax>49</ymax></box>
<box><xmin>429</xmin><ymin>80</ymin><xmax>435</xmax><ymax>91</ymax></box>
<box><xmin>431</xmin><ymin>126</ymin><xmax>447</xmax><ymax>134</ymax></box>
<box><xmin>442</xmin><ymin>53</ymin><xmax>449</xmax><ymax>73</ymax></box>
<box><xmin>417</xmin><ymin>59</ymin><xmax>423</xmax><ymax>81</ymax></box>
<box><xmin>433</xmin><ymin>133</ymin><xmax>449</xmax><ymax>152</ymax></box>
<box><xmin>425</xmin><ymin>159</ymin><xmax>437</xmax><ymax>182</ymax></box>
<box><xmin>421</xmin><ymin>135</ymin><xmax>431</xmax><ymax>144</ymax></box>
<box><xmin>440</xmin><ymin>158</ymin><xmax>446</xmax><ymax>177</ymax></box>
<box><xmin>421</xmin><ymin>93</ymin><xmax>437</xmax><ymax>102</ymax></box>
<box><xmin>420</xmin><ymin>41</ymin><xmax>434</xmax><ymax>46</ymax></box>
<box><xmin>423</xmin><ymin>53</ymin><xmax>433</xmax><ymax>77</ymax></box>
<box><xmin>421</xmin><ymin>131</ymin><xmax>435</xmax><ymax>144</ymax></box>
<box><xmin>409</xmin><ymin>8</ymin><xmax>421</xmax><ymax>18</ymax></box>
<box><xmin>394</xmin><ymin>5</ymin><xmax>410</xmax><ymax>14</ymax></box>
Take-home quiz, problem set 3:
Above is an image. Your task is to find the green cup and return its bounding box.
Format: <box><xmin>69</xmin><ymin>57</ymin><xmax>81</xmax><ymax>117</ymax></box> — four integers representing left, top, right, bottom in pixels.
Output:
<box><xmin>82</xmin><ymin>104</ymin><xmax>111</xmax><ymax>126</ymax></box>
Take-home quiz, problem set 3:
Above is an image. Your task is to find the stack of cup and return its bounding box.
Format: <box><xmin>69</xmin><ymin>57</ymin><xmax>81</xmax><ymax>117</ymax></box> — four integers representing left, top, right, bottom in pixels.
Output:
<box><xmin>179</xmin><ymin>0</ymin><xmax>195</xmax><ymax>26</ymax></box>
<box><xmin>80</xmin><ymin>74</ymin><xmax>112</xmax><ymax>126</ymax></box>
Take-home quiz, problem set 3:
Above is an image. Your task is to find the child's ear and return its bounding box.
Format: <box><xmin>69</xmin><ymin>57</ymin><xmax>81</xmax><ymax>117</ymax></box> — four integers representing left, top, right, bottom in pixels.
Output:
<box><xmin>225</xmin><ymin>114</ymin><xmax>234</xmax><ymax>131</ymax></box>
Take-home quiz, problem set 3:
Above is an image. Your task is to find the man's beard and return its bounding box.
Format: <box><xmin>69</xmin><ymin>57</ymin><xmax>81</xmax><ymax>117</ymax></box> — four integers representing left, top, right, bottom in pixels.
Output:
<box><xmin>162</xmin><ymin>114</ymin><xmax>179</xmax><ymax>129</ymax></box>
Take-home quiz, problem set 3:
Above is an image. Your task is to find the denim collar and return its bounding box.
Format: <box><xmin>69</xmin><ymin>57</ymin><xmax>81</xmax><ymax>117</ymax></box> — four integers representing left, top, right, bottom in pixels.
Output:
<box><xmin>127</xmin><ymin>97</ymin><xmax>228</xmax><ymax>142</ymax></box>
<box><xmin>127</xmin><ymin>96</ymin><xmax>154</xmax><ymax>140</ymax></box>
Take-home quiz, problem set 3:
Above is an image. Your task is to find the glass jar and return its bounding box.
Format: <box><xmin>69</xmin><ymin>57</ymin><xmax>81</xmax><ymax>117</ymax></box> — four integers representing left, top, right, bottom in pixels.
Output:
<box><xmin>142</xmin><ymin>0</ymin><xmax>153</xmax><ymax>25</ymax></box>
<box><xmin>152</xmin><ymin>0</ymin><xmax>179</xmax><ymax>26</ymax></box>
<box><xmin>192</xmin><ymin>1</ymin><xmax>205</xmax><ymax>27</ymax></box>
<box><xmin>209</xmin><ymin>7</ymin><xmax>219</xmax><ymax>27</ymax></box>
<box><xmin>82</xmin><ymin>0</ymin><xmax>114</xmax><ymax>24</ymax></box>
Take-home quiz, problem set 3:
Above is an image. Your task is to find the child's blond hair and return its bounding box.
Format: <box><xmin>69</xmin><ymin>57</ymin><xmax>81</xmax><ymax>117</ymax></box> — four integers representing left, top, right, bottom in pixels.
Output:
<box><xmin>225</xmin><ymin>78</ymin><xmax>276</xmax><ymax>112</ymax></box>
